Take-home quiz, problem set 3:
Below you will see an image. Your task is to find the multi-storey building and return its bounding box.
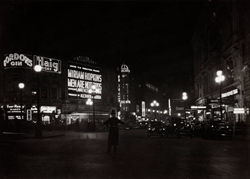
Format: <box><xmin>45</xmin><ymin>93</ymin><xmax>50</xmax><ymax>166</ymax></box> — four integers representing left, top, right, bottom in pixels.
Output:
<box><xmin>192</xmin><ymin>0</ymin><xmax>250</xmax><ymax>123</ymax></box>
<box><xmin>0</xmin><ymin>53</ymin><xmax>118</xmax><ymax>131</ymax></box>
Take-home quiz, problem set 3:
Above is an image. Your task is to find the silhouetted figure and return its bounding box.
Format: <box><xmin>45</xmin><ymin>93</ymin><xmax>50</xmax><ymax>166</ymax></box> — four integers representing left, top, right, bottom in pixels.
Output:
<box><xmin>103</xmin><ymin>110</ymin><xmax>124</xmax><ymax>154</ymax></box>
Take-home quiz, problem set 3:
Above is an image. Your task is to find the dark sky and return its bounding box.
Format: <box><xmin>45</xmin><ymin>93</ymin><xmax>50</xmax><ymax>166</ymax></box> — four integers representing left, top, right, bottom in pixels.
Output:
<box><xmin>0</xmin><ymin>0</ymin><xmax>203</xmax><ymax>92</ymax></box>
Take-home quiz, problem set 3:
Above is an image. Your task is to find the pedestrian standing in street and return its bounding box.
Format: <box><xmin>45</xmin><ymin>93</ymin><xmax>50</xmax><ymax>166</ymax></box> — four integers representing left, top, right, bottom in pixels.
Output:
<box><xmin>103</xmin><ymin>110</ymin><xmax>124</xmax><ymax>154</ymax></box>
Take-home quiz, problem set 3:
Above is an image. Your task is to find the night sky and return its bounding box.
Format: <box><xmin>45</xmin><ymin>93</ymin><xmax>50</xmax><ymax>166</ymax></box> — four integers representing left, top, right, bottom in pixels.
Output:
<box><xmin>0</xmin><ymin>0</ymin><xmax>203</xmax><ymax>95</ymax></box>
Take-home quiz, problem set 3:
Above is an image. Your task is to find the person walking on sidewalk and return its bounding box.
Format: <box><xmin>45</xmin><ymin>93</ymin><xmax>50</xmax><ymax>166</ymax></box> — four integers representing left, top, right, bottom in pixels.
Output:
<box><xmin>103</xmin><ymin>110</ymin><xmax>124</xmax><ymax>154</ymax></box>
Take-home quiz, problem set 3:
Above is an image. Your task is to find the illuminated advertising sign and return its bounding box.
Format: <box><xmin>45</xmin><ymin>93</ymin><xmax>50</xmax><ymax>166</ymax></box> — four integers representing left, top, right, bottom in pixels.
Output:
<box><xmin>6</xmin><ymin>104</ymin><xmax>25</xmax><ymax>113</ymax></box>
<box><xmin>233</xmin><ymin>108</ymin><xmax>245</xmax><ymax>114</ymax></box>
<box><xmin>6</xmin><ymin>104</ymin><xmax>25</xmax><ymax>120</ymax></box>
<box><xmin>67</xmin><ymin>62</ymin><xmax>102</xmax><ymax>99</ymax></box>
<box><xmin>171</xmin><ymin>100</ymin><xmax>184</xmax><ymax>115</ymax></box>
<box><xmin>222</xmin><ymin>89</ymin><xmax>239</xmax><ymax>98</ymax></box>
<box><xmin>142</xmin><ymin>101</ymin><xmax>145</xmax><ymax>117</ymax></box>
<box><xmin>191</xmin><ymin>106</ymin><xmax>207</xmax><ymax>109</ymax></box>
<box><xmin>40</xmin><ymin>106</ymin><xmax>56</xmax><ymax>113</ymax></box>
<box><xmin>3</xmin><ymin>53</ymin><xmax>33</xmax><ymax>69</ymax></box>
<box><xmin>33</xmin><ymin>55</ymin><xmax>61</xmax><ymax>74</ymax></box>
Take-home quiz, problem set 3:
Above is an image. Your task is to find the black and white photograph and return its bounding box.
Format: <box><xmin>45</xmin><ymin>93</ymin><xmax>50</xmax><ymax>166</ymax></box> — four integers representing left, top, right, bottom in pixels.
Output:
<box><xmin>0</xmin><ymin>0</ymin><xmax>249</xmax><ymax>178</ymax></box>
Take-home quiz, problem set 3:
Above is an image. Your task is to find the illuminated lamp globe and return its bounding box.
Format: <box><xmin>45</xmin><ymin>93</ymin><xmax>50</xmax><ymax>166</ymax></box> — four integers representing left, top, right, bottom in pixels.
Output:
<box><xmin>34</xmin><ymin>65</ymin><xmax>42</xmax><ymax>72</ymax></box>
<box><xmin>18</xmin><ymin>83</ymin><xmax>25</xmax><ymax>89</ymax></box>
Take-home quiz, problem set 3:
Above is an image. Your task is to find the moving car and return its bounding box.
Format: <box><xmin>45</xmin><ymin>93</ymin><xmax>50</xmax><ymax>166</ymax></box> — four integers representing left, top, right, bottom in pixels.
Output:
<box><xmin>147</xmin><ymin>121</ymin><xmax>167</xmax><ymax>138</ymax></box>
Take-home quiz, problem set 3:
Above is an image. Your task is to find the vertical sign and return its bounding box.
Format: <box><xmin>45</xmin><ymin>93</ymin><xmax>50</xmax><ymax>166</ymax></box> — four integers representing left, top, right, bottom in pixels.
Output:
<box><xmin>142</xmin><ymin>101</ymin><xmax>145</xmax><ymax>117</ymax></box>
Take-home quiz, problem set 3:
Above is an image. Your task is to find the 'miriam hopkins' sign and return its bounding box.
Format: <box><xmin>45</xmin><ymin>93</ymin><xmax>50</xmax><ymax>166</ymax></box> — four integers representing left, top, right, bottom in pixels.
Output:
<box><xmin>3</xmin><ymin>53</ymin><xmax>33</xmax><ymax>69</ymax></box>
<box><xmin>33</xmin><ymin>55</ymin><xmax>61</xmax><ymax>74</ymax></box>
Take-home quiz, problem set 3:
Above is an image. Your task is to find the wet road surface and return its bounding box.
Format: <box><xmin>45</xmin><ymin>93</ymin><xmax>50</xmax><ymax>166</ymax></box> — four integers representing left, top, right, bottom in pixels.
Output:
<box><xmin>0</xmin><ymin>130</ymin><xmax>249</xmax><ymax>179</ymax></box>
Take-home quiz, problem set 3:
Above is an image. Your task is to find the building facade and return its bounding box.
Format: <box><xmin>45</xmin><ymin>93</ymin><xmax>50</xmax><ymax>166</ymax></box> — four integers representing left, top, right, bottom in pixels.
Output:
<box><xmin>192</xmin><ymin>0</ymin><xmax>250</xmax><ymax>124</ymax></box>
<box><xmin>0</xmin><ymin>53</ymin><xmax>118</xmax><ymax>131</ymax></box>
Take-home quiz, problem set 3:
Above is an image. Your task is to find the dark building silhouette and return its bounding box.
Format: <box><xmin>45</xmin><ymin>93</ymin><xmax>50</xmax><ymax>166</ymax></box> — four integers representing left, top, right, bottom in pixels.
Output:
<box><xmin>192</xmin><ymin>0</ymin><xmax>250</xmax><ymax>123</ymax></box>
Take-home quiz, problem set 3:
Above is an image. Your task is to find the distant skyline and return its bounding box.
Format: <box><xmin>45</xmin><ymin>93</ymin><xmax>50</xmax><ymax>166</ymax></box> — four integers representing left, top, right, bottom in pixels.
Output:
<box><xmin>0</xmin><ymin>0</ymin><xmax>203</xmax><ymax>91</ymax></box>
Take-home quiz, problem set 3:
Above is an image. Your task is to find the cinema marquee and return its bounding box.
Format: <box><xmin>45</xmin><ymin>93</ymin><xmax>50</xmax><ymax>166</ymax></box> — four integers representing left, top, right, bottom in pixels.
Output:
<box><xmin>67</xmin><ymin>62</ymin><xmax>102</xmax><ymax>100</ymax></box>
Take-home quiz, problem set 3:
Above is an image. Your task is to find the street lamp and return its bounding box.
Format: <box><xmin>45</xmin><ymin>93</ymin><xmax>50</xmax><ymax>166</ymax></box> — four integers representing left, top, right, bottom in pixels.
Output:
<box><xmin>88</xmin><ymin>84</ymin><xmax>99</xmax><ymax>130</ymax></box>
<box><xmin>34</xmin><ymin>65</ymin><xmax>42</xmax><ymax>138</ymax></box>
<box><xmin>182</xmin><ymin>92</ymin><xmax>188</xmax><ymax>120</ymax></box>
<box><xmin>18</xmin><ymin>83</ymin><xmax>25</xmax><ymax>120</ymax></box>
<box><xmin>86</xmin><ymin>98</ymin><xmax>93</xmax><ymax>129</ymax></box>
<box><xmin>215</xmin><ymin>70</ymin><xmax>225</xmax><ymax>121</ymax></box>
<box><xmin>150</xmin><ymin>100</ymin><xmax>159</xmax><ymax>120</ymax></box>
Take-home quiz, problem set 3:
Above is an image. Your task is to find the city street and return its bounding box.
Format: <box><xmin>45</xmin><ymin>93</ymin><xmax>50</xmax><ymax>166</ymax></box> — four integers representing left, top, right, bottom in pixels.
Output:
<box><xmin>0</xmin><ymin>129</ymin><xmax>249</xmax><ymax>179</ymax></box>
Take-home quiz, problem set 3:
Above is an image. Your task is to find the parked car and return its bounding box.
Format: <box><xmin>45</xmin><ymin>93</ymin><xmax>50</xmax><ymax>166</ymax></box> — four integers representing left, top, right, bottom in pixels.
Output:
<box><xmin>147</xmin><ymin>121</ymin><xmax>167</xmax><ymax>138</ymax></box>
<box><xmin>176</xmin><ymin>123</ymin><xmax>194</xmax><ymax>138</ymax></box>
<box><xmin>138</xmin><ymin>121</ymin><xmax>149</xmax><ymax>129</ymax></box>
<box><xmin>194</xmin><ymin>122</ymin><xmax>206</xmax><ymax>137</ymax></box>
<box><xmin>203</xmin><ymin>119</ymin><xmax>233</xmax><ymax>140</ymax></box>
<box><xmin>167</xmin><ymin>117</ymin><xmax>185</xmax><ymax>134</ymax></box>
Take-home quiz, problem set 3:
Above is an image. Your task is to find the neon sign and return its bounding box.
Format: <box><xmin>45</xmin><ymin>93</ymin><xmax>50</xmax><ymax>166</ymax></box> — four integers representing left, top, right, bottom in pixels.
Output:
<box><xmin>33</xmin><ymin>55</ymin><xmax>61</xmax><ymax>74</ymax></box>
<box><xmin>222</xmin><ymin>89</ymin><xmax>239</xmax><ymax>98</ymax></box>
<box><xmin>67</xmin><ymin>62</ymin><xmax>102</xmax><ymax>99</ymax></box>
<box><xmin>3</xmin><ymin>53</ymin><xmax>33</xmax><ymax>69</ymax></box>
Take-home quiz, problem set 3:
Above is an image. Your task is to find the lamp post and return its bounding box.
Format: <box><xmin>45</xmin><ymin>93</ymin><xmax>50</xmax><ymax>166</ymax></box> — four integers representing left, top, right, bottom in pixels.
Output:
<box><xmin>86</xmin><ymin>98</ymin><xmax>93</xmax><ymax>129</ymax></box>
<box><xmin>215</xmin><ymin>70</ymin><xmax>225</xmax><ymax>121</ymax></box>
<box><xmin>150</xmin><ymin>100</ymin><xmax>159</xmax><ymax>120</ymax></box>
<box><xmin>182</xmin><ymin>92</ymin><xmax>188</xmax><ymax>120</ymax></box>
<box><xmin>34</xmin><ymin>65</ymin><xmax>42</xmax><ymax>138</ymax></box>
<box><xmin>18</xmin><ymin>83</ymin><xmax>25</xmax><ymax>120</ymax></box>
<box><xmin>88</xmin><ymin>84</ymin><xmax>99</xmax><ymax>130</ymax></box>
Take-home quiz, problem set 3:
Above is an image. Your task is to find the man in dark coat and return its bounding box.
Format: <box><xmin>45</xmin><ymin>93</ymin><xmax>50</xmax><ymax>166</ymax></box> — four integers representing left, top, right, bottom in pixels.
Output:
<box><xmin>103</xmin><ymin>110</ymin><xmax>124</xmax><ymax>154</ymax></box>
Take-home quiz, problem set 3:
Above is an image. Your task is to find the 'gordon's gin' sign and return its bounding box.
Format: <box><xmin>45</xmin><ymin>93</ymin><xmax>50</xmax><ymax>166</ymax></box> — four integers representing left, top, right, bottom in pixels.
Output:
<box><xmin>33</xmin><ymin>55</ymin><xmax>61</xmax><ymax>74</ymax></box>
<box><xmin>3</xmin><ymin>53</ymin><xmax>33</xmax><ymax>69</ymax></box>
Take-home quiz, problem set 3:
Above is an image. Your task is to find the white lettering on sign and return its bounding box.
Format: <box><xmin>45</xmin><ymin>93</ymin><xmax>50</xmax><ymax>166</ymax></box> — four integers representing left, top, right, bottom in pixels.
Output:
<box><xmin>222</xmin><ymin>89</ymin><xmax>239</xmax><ymax>98</ymax></box>
<box><xmin>73</xmin><ymin>56</ymin><xmax>97</xmax><ymax>65</ymax></box>
<box><xmin>233</xmin><ymin>108</ymin><xmax>245</xmax><ymax>114</ymax></box>
<box><xmin>68</xmin><ymin>70</ymin><xmax>85</xmax><ymax>79</ymax></box>
<box><xmin>67</xmin><ymin>62</ymin><xmax>102</xmax><ymax>99</ymax></box>
<box><xmin>34</xmin><ymin>55</ymin><xmax>61</xmax><ymax>74</ymax></box>
<box><xmin>4</xmin><ymin>53</ymin><xmax>33</xmax><ymax>68</ymax></box>
<box><xmin>191</xmin><ymin>106</ymin><xmax>207</xmax><ymax>109</ymax></box>
<box><xmin>176</xmin><ymin>107</ymin><xmax>184</xmax><ymax>110</ymax></box>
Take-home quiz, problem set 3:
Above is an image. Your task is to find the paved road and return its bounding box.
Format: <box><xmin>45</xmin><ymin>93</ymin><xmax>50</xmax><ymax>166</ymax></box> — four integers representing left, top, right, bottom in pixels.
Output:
<box><xmin>0</xmin><ymin>130</ymin><xmax>249</xmax><ymax>179</ymax></box>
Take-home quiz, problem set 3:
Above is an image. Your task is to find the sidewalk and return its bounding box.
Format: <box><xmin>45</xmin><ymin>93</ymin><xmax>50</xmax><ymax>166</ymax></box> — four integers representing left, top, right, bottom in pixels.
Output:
<box><xmin>2</xmin><ymin>130</ymin><xmax>66</xmax><ymax>140</ymax></box>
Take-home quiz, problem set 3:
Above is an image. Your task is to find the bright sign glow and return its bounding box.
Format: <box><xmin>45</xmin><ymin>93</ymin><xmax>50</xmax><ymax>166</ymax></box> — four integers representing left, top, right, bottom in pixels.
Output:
<box><xmin>191</xmin><ymin>106</ymin><xmax>207</xmax><ymax>109</ymax></box>
<box><xmin>34</xmin><ymin>55</ymin><xmax>61</xmax><ymax>74</ymax></box>
<box><xmin>40</xmin><ymin>106</ymin><xmax>56</xmax><ymax>113</ymax></box>
<box><xmin>222</xmin><ymin>89</ymin><xmax>239</xmax><ymax>98</ymax></box>
<box><xmin>4</xmin><ymin>53</ymin><xmax>33</xmax><ymax>69</ymax></box>
<box><xmin>67</xmin><ymin>62</ymin><xmax>102</xmax><ymax>99</ymax></box>
<box><xmin>142</xmin><ymin>101</ymin><xmax>145</xmax><ymax>117</ymax></box>
<box><xmin>233</xmin><ymin>108</ymin><xmax>245</xmax><ymax>114</ymax></box>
